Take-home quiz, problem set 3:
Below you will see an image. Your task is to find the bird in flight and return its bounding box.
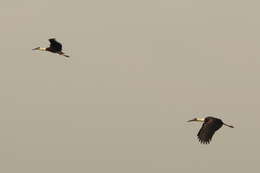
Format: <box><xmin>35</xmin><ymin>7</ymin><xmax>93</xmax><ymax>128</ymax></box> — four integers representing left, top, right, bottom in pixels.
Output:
<box><xmin>33</xmin><ymin>38</ymin><xmax>70</xmax><ymax>58</ymax></box>
<box><xmin>187</xmin><ymin>116</ymin><xmax>234</xmax><ymax>144</ymax></box>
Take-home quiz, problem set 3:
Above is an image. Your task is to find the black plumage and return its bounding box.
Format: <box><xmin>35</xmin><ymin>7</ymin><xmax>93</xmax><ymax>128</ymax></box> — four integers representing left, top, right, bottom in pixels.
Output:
<box><xmin>47</xmin><ymin>38</ymin><xmax>62</xmax><ymax>52</ymax></box>
<box><xmin>33</xmin><ymin>38</ymin><xmax>70</xmax><ymax>58</ymax></box>
<box><xmin>197</xmin><ymin>117</ymin><xmax>223</xmax><ymax>144</ymax></box>
<box><xmin>188</xmin><ymin>116</ymin><xmax>234</xmax><ymax>144</ymax></box>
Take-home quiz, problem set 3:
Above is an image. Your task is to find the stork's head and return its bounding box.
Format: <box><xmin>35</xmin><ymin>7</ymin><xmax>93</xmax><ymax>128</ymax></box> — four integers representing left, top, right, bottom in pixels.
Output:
<box><xmin>187</xmin><ymin>118</ymin><xmax>205</xmax><ymax>122</ymax></box>
<box><xmin>32</xmin><ymin>47</ymin><xmax>46</xmax><ymax>51</ymax></box>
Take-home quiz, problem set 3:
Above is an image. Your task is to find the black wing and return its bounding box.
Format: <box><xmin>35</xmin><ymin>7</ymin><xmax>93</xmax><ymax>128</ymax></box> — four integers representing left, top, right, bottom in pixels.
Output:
<box><xmin>49</xmin><ymin>38</ymin><xmax>62</xmax><ymax>51</ymax></box>
<box><xmin>197</xmin><ymin>118</ymin><xmax>223</xmax><ymax>144</ymax></box>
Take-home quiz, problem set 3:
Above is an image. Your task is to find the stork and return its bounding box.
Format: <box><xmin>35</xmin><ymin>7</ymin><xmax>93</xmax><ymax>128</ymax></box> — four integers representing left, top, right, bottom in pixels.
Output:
<box><xmin>187</xmin><ymin>116</ymin><xmax>234</xmax><ymax>144</ymax></box>
<box><xmin>33</xmin><ymin>38</ymin><xmax>70</xmax><ymax>58</ymax></box>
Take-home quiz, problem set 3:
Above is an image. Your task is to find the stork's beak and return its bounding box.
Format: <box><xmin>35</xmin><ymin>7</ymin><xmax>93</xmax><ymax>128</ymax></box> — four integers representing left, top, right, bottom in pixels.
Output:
<box><xmin>187</xmin><ymin>118</ymin><xmax>197</xmax><ymax>122</ymax></box>
<box><xmin>32</xmin><ymin>47</ymin><xmax>40</xmax><ymax>50</ymax></box>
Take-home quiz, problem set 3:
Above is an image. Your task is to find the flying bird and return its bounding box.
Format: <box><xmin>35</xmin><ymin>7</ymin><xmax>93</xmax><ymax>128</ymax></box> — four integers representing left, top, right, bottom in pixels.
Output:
<box><xmin>187</xmin><ymin>116</ymin><xmax>234</xmax><ymax>144</ymax></box>
<box><xmin>33</xmin><ymin>38</ymin><xmax>70</xmax><ymax>58</ymax></box>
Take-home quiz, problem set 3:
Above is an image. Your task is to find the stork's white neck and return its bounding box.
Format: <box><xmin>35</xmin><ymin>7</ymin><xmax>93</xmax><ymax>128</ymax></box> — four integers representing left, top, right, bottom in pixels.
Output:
<box><xmin>196</xmin><ymin>118</ymin><xmax>205</xmax><ymax>122</ymax></box>
<box><xmin>39</xmin><ymin>47</ymin><xmax>46</xmax><ymax>51</ymax></box>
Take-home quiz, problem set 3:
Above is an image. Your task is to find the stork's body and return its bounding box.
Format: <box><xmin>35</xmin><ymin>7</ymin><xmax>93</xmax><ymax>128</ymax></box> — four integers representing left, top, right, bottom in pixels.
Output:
<box><xmin>187</xmin><ymin>116</ymin><xmax>234</xmax><ymax>144</ymax></box>
<box><xmin>33</xmin><ymin>38</ymin><xmax>70</xmax><ymax>58</ymax></box>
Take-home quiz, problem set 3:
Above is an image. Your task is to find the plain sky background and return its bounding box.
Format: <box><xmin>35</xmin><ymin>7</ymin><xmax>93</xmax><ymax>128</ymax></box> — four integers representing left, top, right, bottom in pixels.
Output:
<box><xmin>1</xmin><ymin>0</ymin><xmax>260</xmax><ymax>172</ymax></box>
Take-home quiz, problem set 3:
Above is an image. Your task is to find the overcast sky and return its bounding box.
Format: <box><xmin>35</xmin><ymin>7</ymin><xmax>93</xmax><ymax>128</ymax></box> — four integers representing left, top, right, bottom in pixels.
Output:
<box><xmin>1</xmin><ymin>0</ymin><xmax>260</xmax><ymax>172</ymax></box>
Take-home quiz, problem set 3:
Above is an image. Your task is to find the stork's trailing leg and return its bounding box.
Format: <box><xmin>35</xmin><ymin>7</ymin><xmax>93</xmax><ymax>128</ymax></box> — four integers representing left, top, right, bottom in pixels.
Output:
<box><xmin>58</xmin><ymin>52</ymin><xmax>70</xmax><ymax>58</ymax></box>
<box><xmin>223</xmin><ymin>123</ymin><xmax>234</xmax><ymax>128</ymax></box>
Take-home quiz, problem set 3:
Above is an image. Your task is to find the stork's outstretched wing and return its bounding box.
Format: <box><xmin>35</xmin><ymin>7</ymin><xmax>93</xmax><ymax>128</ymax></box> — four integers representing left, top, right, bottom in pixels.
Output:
<box><xmin>49</xmin><ymin>38</ymin><xmax>62</xmax><ymax>51</ymax></box>
<box><xmin>197</xmin><ymin>118</ymin><xmax>222</xmax><ymax>144</ymax></box>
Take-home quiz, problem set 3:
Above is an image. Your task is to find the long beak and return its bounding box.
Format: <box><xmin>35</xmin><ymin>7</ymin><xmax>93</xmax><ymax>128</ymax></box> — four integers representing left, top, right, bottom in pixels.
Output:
<box><xmin>32</xmin><ymin>47</ymin><xmax>39</xmax><ymax>50</ymax></box>
<box><xmin>187</xmin><ymin>118</ymin><xmax>196</xmax><ymax>122</ymax></box>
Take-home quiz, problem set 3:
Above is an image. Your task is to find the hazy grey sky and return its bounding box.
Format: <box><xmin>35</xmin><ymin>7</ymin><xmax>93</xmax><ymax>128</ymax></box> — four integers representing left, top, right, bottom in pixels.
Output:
<box><xmin>1</xmin><ymin>0</ymin><xmax>260</xmax><ymax>172</ymax></box>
